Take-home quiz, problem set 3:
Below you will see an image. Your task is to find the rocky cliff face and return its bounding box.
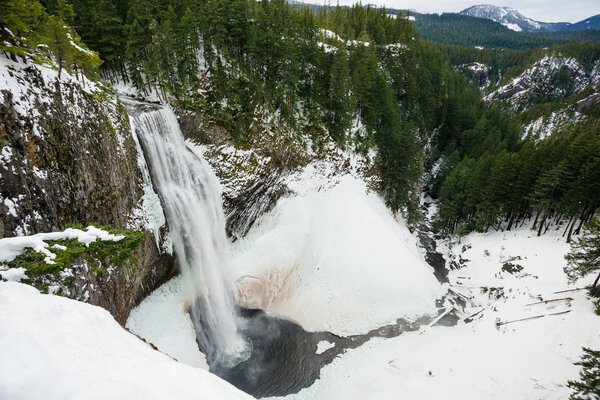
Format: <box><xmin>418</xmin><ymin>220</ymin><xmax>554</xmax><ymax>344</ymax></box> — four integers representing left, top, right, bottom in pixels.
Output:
<box><xmin>484</xmin><ymin>56</ymin><xmax>597</xmax><ymax>111</ymax></box>
<box><xmin>0</xmin><ymin>55</ymin><xmax>174</xmax><ymax>323</ymax></box>
<box><xmin>175</xmin><ymin>106</ymin><xmax>379</xmax><ymax>240</ymax></box>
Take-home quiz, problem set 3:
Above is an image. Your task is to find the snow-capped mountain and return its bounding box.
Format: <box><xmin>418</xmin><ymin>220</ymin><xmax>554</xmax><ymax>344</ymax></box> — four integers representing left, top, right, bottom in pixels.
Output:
<box><xmin>461</xmin><ymin>5</ymin><xmax>541</xmax><ymax>32</ymax></box>
<box><xmin>460</xmin><ymin>5</ymin><xmax>600</xmax><ymax>32</ymax></box>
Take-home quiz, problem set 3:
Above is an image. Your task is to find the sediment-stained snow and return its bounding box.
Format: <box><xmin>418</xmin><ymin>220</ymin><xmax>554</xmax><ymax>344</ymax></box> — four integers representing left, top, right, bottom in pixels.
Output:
<box><xmin>0</xmin><ymin>282</ymin><xmax>252</xmax><ymax>400</ymax></box>
<box><xmin>233</xmin><ymin>176</ymin><xmax>445</xmax><ymax>336</ymax></box>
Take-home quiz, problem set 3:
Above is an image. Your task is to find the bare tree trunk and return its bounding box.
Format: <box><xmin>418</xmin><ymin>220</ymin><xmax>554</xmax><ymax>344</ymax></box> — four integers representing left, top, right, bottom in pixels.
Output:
<box><xmin>532</xmin><ymin>208</ymin><xmax>541</xmax><ymax>231</ymax></box>
<box><xmin>537</xmin><ymin>211</ymin><xmax>547</xmax><ymax>237</ymax></box>
<box><xmin>575</xmin><ymin>204</ymin><xmax>593</xmax><ymax>236</ymax></box>
<box><xmin>562</xmin><ymin>215</ymin><xmax>574</xmax><ymax>238</ymax></box>
<box><xmin>591</xmin><ymin>272</ymin><xmax>600</xmax><ymax>296</ymax></box>
<box><xmin>507</xmin><ymin>213</ymin><xmax>516</xmax><ymax>231</ymax></box>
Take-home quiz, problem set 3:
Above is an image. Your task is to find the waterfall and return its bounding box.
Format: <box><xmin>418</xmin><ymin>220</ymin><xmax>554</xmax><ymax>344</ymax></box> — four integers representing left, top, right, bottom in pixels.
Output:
<box><xmin>124</xmin><ymin>99</ymin><xmax>246</xmax><ymax>366</ymax></box>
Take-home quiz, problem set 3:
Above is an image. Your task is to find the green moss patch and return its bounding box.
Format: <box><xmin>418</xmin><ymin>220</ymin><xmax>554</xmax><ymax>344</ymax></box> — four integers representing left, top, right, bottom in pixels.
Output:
<box><xmin>2</xmin><ymin>225</ymin><xmax>145</xmax><ymax>295</ymax></box>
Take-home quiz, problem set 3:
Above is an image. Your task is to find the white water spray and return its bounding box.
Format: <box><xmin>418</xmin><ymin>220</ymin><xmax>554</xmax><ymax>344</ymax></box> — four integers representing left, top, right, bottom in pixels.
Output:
<box><xmin>125</xmin><ymin>99</ymin><xmax>246</xmax><ymax>365</ymax></box>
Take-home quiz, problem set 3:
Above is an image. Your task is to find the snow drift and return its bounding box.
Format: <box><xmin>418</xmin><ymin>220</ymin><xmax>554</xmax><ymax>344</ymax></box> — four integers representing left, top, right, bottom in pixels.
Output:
<box><xmin>0</xmin><ymin>282</ymin><xmax>252</xmax><ymax>400</ymax></box>
<box><xmin>233</xmin><ymin>176</ymin><xmax>445</xmax><ymax>336</ymax></box>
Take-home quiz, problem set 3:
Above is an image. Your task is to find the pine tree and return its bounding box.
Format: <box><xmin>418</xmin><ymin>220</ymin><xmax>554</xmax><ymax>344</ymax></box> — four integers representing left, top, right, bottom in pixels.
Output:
<box><xmin>45</xmin><ymin>15</ymin><xmax>72</xmax><ymax>79</ymax></box>
<box><xmin>55</xmin><ymin>0</ymin><xmax>74</xmax><ymax>25</ymax></box>
<box><xmin>0</xmin><ymin>0</ymin><xmax>46</xmax><ymax>56</ymax></box>
<box><xmin>567</xmin><ymin>348</ymin><xmax>600</xmax><ymax>400</ymax></box>
<box><xmin>565</xmin><ymin>213</ymin><xmax>600</xmax><ymax>295</ymax></box>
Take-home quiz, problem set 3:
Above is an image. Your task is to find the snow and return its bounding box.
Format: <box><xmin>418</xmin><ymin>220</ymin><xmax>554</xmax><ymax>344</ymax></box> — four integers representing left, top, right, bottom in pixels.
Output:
<box><xmin>126</xmin><ymin>276</ymin><xmax>209</xmax><ymax>369</ymax></box>
<box><xmin>316</xmin><ymin>340</ymin><xmax>336</xmax><ymax>354</ymax></box>
<box><xmin>3</xmin><ymin>198</ymin><xmax>17</xmax><ymax>217</ymax></box>
<box><xmin>319</xmin><ymin>29</ymin><xmax>343</xmax><ymax>42</ymax></box>
<box><xmin>485</xmin><ymin>55</ymin><xmax>590</xmax><ymax>109</ymax></box>
<box><xmin>0</xmin><ymin>267</ymin><xmax>28</xmax><ymax>282</ymax></box>
<box><xmin>317</xmin><ymin>28</ymin><xmax>371</xmax><ymax>49</ymax></box>
<box><xmin>0</xmin><ymin>53</ymin><xmax>100</xmax><ymax>121</ymax></box>
<box><xmin>232</xmin><ymin>175</ymin><xmax>445</xmax><ymax>336</ymax></box>
<box><xmin>317</xmin><ymin>42</ymin><xmax>337</xmax><ymax>53</ymax></box>
<box><xmin>273</xmin><ymin>226</ymin><xmax>600</xmax><ymax>400</ymax></box>
<box><xmin>0</xmin><ymin>282</ymin><xmax>253</xmax><ymax>400</ymax></box>
<box><xmin>503</xmin><ymin>22</ymin><xmax>522</xmax><ymax>31</ymax></box>
<box><xmin>461</xmin><ymin>5</ymin><xmax>542</xmax><ymax>32</ymax></box>
<box><xmin>0</xmin><ymin>226</ymin><xmax>124</xmax><ymax>264</ymax></box>
<box><xmin>523</xmin><ymin>109</ymin><xmax>580</xmax><ymax>141</ymax></box>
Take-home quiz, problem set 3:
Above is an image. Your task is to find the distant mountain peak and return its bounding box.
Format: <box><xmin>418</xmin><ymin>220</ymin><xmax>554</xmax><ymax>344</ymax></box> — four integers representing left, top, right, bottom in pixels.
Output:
<box><xmin>460</xmin><ymin>5</ymin><xmax>600</xmax><ymax>33</ymax></box>
<box><xmin>460</xmin><ymin>4</ymin><xmax>541</xmax><ymax>32</ymax></box>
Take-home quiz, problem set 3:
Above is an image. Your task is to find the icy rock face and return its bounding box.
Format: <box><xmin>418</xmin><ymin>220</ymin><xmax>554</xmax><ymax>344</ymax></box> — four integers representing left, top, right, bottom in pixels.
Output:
<box><xmin>591</xmin><ymin>60</ymin><xmax>600</xmax><ymax>87</ymax></box>
<box><xmin>485</xmin><ymin>55</ymin><xmax>591</xmax><ymax>111</ymax></box>
<box><xmin>0</xmin><ymin>55</ymin><xmax>173</xmax><ymax>323</ymax></box>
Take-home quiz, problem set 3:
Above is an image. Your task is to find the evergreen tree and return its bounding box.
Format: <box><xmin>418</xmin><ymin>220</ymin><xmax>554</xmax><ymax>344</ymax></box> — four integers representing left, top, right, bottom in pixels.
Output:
<box><xmin>0</xmin><ymin>0</ymin><xmax>46</xmax><ymax>55</ymax></box>
<box><xmin>565</xmin><ymin>213</ymin><xmax>600</xmax><ymax>295</ymax></box>
<box><xmin>568</xmin><ymin>348</ymin><xmax>600</xmax><ymax>400</ymax></box>
<box><xmin>45</xmin><ymin>15</ymin><xmax>72</xmax><ymax>79</ymax></box>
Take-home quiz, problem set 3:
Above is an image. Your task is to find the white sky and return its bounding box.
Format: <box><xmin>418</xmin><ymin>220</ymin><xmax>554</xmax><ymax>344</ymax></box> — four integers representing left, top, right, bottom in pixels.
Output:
<box><xmin>327</xmin><ymin>1</ymin><xmax>600</xmax><ymax>23</ymax></box>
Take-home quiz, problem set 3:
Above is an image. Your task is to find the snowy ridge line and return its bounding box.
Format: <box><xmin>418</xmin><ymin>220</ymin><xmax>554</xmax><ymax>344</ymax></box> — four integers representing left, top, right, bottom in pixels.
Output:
<box><xmin>485</xmin><ymin>54</ymin><xmax>592</xmax><ymax>111</ymax></box>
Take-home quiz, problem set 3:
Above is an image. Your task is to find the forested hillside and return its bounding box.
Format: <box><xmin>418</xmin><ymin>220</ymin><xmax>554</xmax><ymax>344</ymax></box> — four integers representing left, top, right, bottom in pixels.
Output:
<box><xmin>431</xmin><ymin>43</ymin><xmax>600</xmax><ymax>237</ymax></box>
<box><xmin>413</xmin><ymin>12</ymin><xmax>600</xmax><ymax>49</ymax></box>
<box><xmin>2</xmin><ymin>0</ymin><xmax>598</xmax><ymax>238</ymax></box>
<box><xmin>17</xmin><ymin>0</ymin><xmax>485</xmax><ymax>222</ymax></box>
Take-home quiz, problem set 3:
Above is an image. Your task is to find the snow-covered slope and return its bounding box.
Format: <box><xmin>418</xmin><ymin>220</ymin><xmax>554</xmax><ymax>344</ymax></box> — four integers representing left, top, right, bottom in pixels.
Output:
<box><xmin>0</xmin><ymin>282</ymin><xmax>252</xmax><ymax>400</ymax></box>
<box><xmin>461</xmin><ymin>5</ymin><xmax>539</xmax><ymax>32</ymax></box>
<box><xmin>461</xmin><ymin>6</ymin><xmax>600</xmax><ymax>33</ymax></box>
<box><xmin>127</xmin><ymin>276</ymin><xmax>209</xmax><ymax>369</ymax></box>
<box><xmin>275</xmin><ymin>227</ymin><xmax>600</xmax><ymax>400</ymax></box>
<box><xmin>485</xmin><ymin>55</ymin><xmax>592</xmax><ymax>111</ymax></box>
<box><xmin>460</xmin><ymin>5</ymin><xmax>573</xmax><ymax>32</ymax></box>
<box><xmin>128</xmin><ymin>172</ymin><xmax>445</xmax><ymax>348</ymax></box>
<box><xmin>232</xmin><ymin>175</ymin><xmax>444</xmax><ymax>336</ymax></box>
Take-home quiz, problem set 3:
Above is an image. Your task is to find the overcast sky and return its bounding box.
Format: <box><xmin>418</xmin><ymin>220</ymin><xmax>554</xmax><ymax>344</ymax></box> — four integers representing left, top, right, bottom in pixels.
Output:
<box><xmin>328</xmin><ymin>0</ymin><xmax>600</xmax><ymax>23</ymax></box>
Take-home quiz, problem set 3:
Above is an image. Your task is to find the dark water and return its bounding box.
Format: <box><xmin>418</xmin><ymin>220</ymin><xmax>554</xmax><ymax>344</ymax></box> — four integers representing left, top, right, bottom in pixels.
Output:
<box><xmin>191</xmin><ymin>300</ymin><xmax>441</xmax><ymax>398</ymax></box>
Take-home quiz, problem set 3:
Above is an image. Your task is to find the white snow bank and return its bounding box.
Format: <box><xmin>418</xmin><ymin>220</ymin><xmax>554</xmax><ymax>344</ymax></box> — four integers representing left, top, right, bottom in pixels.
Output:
<box><xmin>233</xmin><ymin>176</ymin><xmax>445</xmax><ymax>336</ymax></box>
<box><xmin>276</xmin><ymin>226</ymin><xmax>600</xmax><ymax>400</ymax></box>
<box><xmin>0</xmin><ymin>282</ymin><xmax>252</xmax><ymax>400</ymax></box>
<box><xmin>0</xmin><ymin>226</ymin><xmax>124</xmax><ymax>264</ymax></box>
<box><xmin>0</xmin><ymin>267</ymin><xmax>27</xmax><ymax>282</ymax></box>
<box><xmin>127</xmin><ymin>276</ymin><xmax>208</xmax><ymax>369</ymax></box>
<box><xmin>316</xmin><ymin>341</ymin><xmax>335</xmax><ymax>354</ymax></box>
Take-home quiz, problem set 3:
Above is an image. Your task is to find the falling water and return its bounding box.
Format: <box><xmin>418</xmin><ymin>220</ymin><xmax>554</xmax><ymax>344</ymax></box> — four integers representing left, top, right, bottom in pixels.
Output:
<box><xmin>124</xmin><ymin>98</ymin><xmax>247</xmax><ymax>366</ymax></box>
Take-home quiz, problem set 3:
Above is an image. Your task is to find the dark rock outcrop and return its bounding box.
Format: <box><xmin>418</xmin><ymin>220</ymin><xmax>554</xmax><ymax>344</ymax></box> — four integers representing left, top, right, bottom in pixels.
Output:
<box><xmin>0</xmin><ymin>58</ymin><xmax>174</xmax><ymax>323</ymax></box>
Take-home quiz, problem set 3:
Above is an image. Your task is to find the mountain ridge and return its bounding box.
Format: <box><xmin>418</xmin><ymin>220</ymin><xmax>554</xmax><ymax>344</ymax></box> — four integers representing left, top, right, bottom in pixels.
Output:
<box><xmin>460</xmin><ymin>5</ymin><xmax>600</xmax><ymax>32</ymax></box>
